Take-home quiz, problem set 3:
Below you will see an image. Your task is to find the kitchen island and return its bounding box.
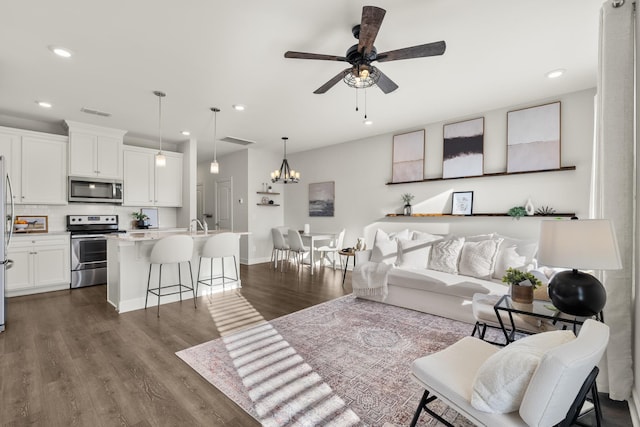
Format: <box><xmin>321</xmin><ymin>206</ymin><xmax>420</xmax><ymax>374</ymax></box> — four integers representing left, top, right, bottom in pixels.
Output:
<box><xmin>107</xmin><ymin>229</ymin><xmax>241</xmax><ymax>313</ymax></box>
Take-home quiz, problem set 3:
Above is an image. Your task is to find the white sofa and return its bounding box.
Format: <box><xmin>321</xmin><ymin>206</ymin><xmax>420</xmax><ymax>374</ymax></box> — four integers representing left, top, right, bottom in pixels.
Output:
<box><xmin>354</xmin><ymin>229</ymin><xmax>539</xmax><ymax>324</ymax></box>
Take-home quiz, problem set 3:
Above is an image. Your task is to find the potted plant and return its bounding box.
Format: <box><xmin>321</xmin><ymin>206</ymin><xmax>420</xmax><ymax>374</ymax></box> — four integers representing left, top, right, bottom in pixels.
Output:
<box><xmin>131</xmin><ymin>211</ymin><xmax>149</xmax><ymax>229</ymax></box>
<box><xmin>507</xmin><ymin>206</ymin><xmax>527</xmax><ymax>220</ymax></box>
<box><xmin>401</xmin><ymin>193</ymin><xmax>414</xmax><ymax>216</ymax></box>
<box><xmin>502</xmin><ymin>267</ymin><xmax>542</xmax><ymax>304</ymax></box>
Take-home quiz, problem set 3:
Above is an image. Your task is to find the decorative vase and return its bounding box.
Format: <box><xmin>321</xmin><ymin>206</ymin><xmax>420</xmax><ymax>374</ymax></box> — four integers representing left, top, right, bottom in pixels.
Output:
<box><xmin>525</xmin><ymin>198</ymin><xmax>535</xmax><ymax>216</ymax></box>
<box><xmin>403</xmin><ymin>204</ymin><xmax>412</xmax><ymax>216</ymax></box>
<box><xmin>511</xmin><ymin>284</ymin><xmax>534</xmax><ymax>304</ymax></box>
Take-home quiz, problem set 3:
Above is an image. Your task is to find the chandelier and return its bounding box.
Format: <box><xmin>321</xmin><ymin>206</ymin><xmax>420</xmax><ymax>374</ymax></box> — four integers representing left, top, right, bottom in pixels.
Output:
<box><xmin>342</xmin><ymin>65</ymin><xmax>380</xmax><ymax>89</ymax></box>
<box><xmin>271</xmin><ymin>137</ymin><xmax>300</xmax><ymax>183</ymax></box>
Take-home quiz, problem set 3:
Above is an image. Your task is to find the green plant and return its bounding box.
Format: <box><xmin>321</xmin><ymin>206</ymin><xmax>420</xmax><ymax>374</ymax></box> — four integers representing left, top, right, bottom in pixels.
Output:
<box><xmin>131</xmin><ymin>211</ymin><xmax>148</xmax><ymax>221</ymax></box>
<box><xmin>502</xmin><ymin>267</ymin><xmax>542</xmax><ymax>289</ymax></box>
<box><xmin>401</xmin><ymin>193</ymin><xmax>414</xmax><ymax>205</ymax></box>
<box><xmin>507</xmin><ymin>206</ymin><xmax>527</xmax><ymax>219</ymax></box>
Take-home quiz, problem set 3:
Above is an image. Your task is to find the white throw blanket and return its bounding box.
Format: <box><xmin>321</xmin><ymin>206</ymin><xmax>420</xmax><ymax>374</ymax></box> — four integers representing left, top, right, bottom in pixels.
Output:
<box><xmin>352</xmin><ymin>261</ymin><xmax>392</xmax><ymax>300</ymax></box>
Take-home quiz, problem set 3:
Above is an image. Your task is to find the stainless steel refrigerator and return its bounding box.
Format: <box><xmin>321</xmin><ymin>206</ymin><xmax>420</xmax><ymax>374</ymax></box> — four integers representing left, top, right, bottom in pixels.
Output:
<box><xmin>0</xmin><ymin>155</ymin><xmax>14</xmax><ymax>333</ymax></box>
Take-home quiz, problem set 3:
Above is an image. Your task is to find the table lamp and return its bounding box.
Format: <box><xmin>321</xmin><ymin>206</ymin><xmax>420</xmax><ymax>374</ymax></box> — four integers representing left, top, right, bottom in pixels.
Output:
<box><xmin>537</xmin><ymin>219</ymin><xmax>622</xmax><ymax>316</ymax></box>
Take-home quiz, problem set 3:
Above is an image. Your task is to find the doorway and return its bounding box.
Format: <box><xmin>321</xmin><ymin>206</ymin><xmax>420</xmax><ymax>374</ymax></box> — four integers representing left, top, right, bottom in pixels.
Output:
<box><xmin>215</xmin><ymin>178</ymin><xmax>233</xmax><ymax>231</ymax></box>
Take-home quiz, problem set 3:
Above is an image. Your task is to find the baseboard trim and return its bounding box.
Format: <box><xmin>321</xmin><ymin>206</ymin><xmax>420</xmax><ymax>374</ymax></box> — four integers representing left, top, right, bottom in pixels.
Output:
<box><xmin>630</xmin><ymin>389</ymin><xmax>640</xmax><ymax>427</ymax></box>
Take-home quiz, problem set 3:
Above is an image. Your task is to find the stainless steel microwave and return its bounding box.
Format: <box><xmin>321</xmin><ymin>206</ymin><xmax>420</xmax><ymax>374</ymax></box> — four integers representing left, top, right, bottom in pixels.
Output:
<box><xmin>68</xmin><ymin>177</ymin><xmax>123</xmax><ymax>204</ymax></box>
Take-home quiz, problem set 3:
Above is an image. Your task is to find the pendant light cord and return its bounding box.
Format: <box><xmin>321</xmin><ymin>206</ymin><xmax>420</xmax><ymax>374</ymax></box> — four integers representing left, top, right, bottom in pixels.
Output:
<box><xmin>158</xmin><ymin>95</ymin><xmax>163</xmax><ymax>152</ymax></box>
<box><xmin>213</xmin><ymin>109</ymin><xmax>217</xmax><ymax>162</ymax></box>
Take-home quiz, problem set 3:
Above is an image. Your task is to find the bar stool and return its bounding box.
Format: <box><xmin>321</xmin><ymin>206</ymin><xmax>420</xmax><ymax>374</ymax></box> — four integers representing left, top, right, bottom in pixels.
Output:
<box><xmin>145</xmin><ymin>235</ymin><xmax>196</xmax><ymax>317</ymax></box>
<box><xmin>196</xmin><ymin>232</ymin><xmax>240</xmax><ymax>295</ymax></box>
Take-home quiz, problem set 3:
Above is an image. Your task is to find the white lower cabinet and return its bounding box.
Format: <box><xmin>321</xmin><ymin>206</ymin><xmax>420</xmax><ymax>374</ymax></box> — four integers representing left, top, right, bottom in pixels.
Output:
<box><xmin>6</xmin><ymin>234</ymin><xmax>70</xmax><ymax>297</ymax></box>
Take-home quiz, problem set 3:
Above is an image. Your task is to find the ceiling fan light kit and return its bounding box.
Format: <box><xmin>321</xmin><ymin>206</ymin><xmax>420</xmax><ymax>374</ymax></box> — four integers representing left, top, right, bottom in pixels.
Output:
<box><xmin>284</xmin><ymin>5</ymin><xmax>446</xmax><ymax>95</ymax></box>
<box><xmin>271</xmin><ymin>137</ymin><xmax>300</xmax><ymax>184</ymax></box>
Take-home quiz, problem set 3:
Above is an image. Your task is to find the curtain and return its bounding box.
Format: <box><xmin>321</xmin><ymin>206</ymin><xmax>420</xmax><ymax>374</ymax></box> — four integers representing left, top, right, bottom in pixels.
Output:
<box><xmin>590</xmin><ymin>0</ymin><xmax>635</xmax><ymax>400</ymax></box>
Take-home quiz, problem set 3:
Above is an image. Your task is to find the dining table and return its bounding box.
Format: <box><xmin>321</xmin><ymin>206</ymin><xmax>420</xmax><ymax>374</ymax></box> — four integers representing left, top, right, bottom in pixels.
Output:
<box><xmin>299</xmin><ymin>231</ymin><xmax>337</xmax><ymax>275</ymax></box>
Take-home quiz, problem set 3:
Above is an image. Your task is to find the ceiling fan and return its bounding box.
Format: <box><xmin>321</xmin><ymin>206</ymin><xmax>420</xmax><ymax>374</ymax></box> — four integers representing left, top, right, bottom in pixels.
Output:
<box><xmin>284</xmin><ymin>5</ymin><xmax>446</xmax><ymax>94</ymax></box>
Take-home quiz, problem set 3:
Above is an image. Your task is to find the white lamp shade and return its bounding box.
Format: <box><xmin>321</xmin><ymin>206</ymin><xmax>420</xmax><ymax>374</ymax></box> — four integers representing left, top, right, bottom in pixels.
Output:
<box><xmin>210</xmin><ymin>161</ymin><xmax>219</xmax><ymax>174</ymax></box>
<box><xmin>537</xmin><ymin>219</ymin><xmax>622</xmax><ymax>270</ymax></box>
<box><xmin>155</xmin><ymin>153</ymin><xmax>166</xmax><ymax>167</ymax></box>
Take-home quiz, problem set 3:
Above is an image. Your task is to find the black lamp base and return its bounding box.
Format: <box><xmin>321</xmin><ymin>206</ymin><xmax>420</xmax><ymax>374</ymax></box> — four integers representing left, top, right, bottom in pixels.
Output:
<box><xmin>548</xmin><ymin>270</ymin><xmax>607</xmax><ymax>317</ymax></box>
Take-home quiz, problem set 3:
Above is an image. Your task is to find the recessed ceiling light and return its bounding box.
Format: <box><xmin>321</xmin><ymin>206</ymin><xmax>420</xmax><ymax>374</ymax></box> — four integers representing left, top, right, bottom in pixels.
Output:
<box><xmin>363</xmin><ymin>119</ymin><xmax>373</xmax><ymax>125</ymax></box>
<box><xmin>232</xmin><ymin>104</ymin><xmax>246</xmax><ymax>111</ymax></box>
<box><xmin>181</xmin><ymin>130</ymin><xmax>191</xmax><ymax>136</ymax></box>
<box><xmin>37</xmin><ymin>101</ymin><xmax>52</xmax><ymax>108</ymax></box>
<box><xmin>48</xmin><ymin>45</ymin><xmax>73</xmax><ymax>58</ymax></box>
<box><xmin>546</xmin><ymin>69</ymin><xmax>565</xmax><ymax>79</ymax></box>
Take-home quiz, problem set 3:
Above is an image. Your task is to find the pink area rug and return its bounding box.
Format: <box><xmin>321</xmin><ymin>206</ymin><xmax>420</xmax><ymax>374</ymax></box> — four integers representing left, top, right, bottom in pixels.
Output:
<box><xmin>177</xmin><ymin>295</ymin><xmax>477</xmax><ymax>426</ymax></box>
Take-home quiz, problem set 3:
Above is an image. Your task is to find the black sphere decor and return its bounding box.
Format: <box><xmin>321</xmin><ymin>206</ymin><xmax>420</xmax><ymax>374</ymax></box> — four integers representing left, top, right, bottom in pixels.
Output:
<box><xmin>548</xmin><ymin>270</ymin><xmax>607</xmax><ymax>317</ymax></box>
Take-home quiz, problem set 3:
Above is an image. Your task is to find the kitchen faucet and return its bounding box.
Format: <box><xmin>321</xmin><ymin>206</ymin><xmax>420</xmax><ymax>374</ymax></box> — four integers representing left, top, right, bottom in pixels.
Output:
<box><xmin>190</xmin><ymin>218</ymin><xmax>208</xmax><ymax>234</ymax></box>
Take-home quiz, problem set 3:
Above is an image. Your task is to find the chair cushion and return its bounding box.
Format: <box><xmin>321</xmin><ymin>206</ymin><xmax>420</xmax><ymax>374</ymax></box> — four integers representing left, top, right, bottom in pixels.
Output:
<box><xmin>470</xmin><ymin>330</ymin><xmax>576</xmax><ymax>414</ymax></box>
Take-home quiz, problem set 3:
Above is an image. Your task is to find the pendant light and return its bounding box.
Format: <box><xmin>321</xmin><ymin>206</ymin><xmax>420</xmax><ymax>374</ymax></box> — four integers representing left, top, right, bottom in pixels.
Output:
<box><xmin>210</xmin><ymin>107</ymin><xmax>220</xmax><ymax>174</ymax></box>
<box><xmin>153</xmin><ymin>90</ymin><xmax>166</xmax><ymax>167</ymax></box>
<box><xmin>271</xmin><ymin>137</ymin><xmax>300</xmax><ymax>184</ymax></box>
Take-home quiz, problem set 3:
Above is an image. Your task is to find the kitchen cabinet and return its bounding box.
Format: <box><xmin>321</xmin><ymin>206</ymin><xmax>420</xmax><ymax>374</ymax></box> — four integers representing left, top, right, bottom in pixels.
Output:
<box><xmin>123</xmin><ymin>146</ymin><xmax>183</xmax><ymax>207</ymax></box>
<box><xmin>6</xmin><ymin>234</ymin><xmax>70</xmax><ymax>297</ymax></box>
<box><xmin>0</xmin><ymin>126</ymin><xmax>67</xmax><ymax>205</ymax></box>
<box><xmin>65</xmin><ymin>121</ymin><xmax>126</xmax><ymax>179</ymax></box>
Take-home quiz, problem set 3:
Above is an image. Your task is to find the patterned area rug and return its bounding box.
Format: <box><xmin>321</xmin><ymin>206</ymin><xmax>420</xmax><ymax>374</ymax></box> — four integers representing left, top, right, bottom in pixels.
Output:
<box><xmin>177</xmin><ymin>295</ymin><xmax>479</xmax><ymax>426</ymax></box>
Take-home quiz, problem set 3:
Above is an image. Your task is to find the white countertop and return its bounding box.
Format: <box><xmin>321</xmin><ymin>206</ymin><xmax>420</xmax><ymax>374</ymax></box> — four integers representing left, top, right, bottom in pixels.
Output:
<box><xmin>109</xmin><ymin>228</ymin><xmax>246</xmax><ymax>242</ymax></box>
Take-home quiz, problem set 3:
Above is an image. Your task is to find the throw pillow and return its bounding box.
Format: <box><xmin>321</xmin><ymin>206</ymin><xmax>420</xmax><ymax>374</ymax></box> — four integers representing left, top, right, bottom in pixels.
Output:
<box><xmin>427</xmin><ymin>237</ymin><xmax>465</xmax><ymax>274</ymax></box>
<box><xmin>458</xmin><ymin>238</ymin><xmax>503</xmax><ymax>279</ymax></box>
<box><xmin>492</xmin><ymin>235</ymin><xmax>538</xmax><ymax>279</ymax></box>
<box><xmin>411</xmin><ymin>230</ymin><xmax>443</xmax><ymax>242</ymax></box>
<box><xmin>397</xmin><ymin>238</ymin><xmax>434</xmax><ymax>269</ymax></box>
<box><xmin>470</xmin><ymin>330</ymin><xmax>576</xmax><ymax>414</ymax></box>
<box><xmin>370</xmin><ymin>229</ymin><xmax>398</xmax><ymax>264</ymax></box>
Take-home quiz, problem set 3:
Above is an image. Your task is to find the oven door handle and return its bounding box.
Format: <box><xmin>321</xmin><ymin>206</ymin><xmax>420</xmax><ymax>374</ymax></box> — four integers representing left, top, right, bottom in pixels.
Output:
<box><xmin>71</xmin><ymin>234</ymin><xmax>108</xmax><ymax>239</ymax></box>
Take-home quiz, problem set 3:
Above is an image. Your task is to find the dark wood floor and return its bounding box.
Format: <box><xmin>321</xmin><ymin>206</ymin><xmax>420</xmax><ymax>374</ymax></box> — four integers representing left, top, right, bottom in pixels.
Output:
<box><xmin>0</xmin><ymin>263</ymin><xmax>632</xmax><ymax>426</ymax></box>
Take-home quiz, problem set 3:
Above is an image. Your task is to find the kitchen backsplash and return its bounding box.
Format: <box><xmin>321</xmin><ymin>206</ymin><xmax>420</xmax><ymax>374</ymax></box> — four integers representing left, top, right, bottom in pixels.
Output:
<box><xmin>14</xmin><ymin>204</ymin><xmax>178</xmax><ymax>232</ymax></box>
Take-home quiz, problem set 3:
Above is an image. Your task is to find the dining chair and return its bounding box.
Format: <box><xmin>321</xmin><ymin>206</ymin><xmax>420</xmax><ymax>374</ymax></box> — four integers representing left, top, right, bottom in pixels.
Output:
<box><xmin>316</xmin><ymin>228</ymin><xmax>345</xmax><ymax>269</ymax></box>
<box><xmin>271</xmin><ymin>227</ymin><xmax>290</xmax><ymax>271</ymax></box>
<box><xmin>287</xmin><ymin>229</ymin><xmax>311</xmax><ymax>272</ymax></box>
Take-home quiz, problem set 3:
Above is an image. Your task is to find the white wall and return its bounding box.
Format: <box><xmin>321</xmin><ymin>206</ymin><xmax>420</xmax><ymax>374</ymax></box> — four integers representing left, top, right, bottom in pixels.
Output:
<box><xmin>177</xmin><ymin>137</ymin><xmax>197</xmax><ymax>228</ymax></box>
<box><xmin>283</xmin><ymin>88</ymin><xmax>596</xmax><ymax>248</ymax></box>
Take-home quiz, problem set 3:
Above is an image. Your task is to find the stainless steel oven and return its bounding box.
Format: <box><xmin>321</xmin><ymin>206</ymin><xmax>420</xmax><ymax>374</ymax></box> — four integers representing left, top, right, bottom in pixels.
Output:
<box><xmin>67</xmin><ymin>215</ymin><xmax>120</xmax><ymax>288</ymax></box>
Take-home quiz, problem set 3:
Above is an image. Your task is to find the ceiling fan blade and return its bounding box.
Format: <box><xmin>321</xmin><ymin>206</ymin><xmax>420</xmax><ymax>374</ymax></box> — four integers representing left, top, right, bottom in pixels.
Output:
<box><xmin>357</xmin><ymin>6</ymin><xmax>386</xmax><ymax>56</ymax></box>
<box><xmin>375</xmin><ymin>69</ymin><xmax>398</xmax><ymax>94</ymax></box>
<box><xmin>313</xmin><ymin>68</ymin><xmax>350</xmax><ymax>94</ymax></box>
<box><xmin>376</xmin><ymin>41</ymin><xmax>446</xmax><ymax>62</ymax></box>
<box><xmin>285</xmin><ymin>51</ymin><xmax>347</xmax><ymax>62</ymax></box>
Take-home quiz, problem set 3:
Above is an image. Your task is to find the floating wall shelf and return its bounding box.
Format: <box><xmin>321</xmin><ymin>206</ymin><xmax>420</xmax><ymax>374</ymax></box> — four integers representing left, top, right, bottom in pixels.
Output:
<box><xmin>385</xmin><ymin>166</ymin><xmax>576</xmax><ymax>186</ymax></box>
<box><xmin>385</xmin><ymin>213</ymin><xmax>576</xmax><ymax>218</ymax></box>
<box><xmin>257</xmin><ymin>191</ymin><xmax>280</xmax><ymax>195</ymax></box>
<box><xmin>257</xmin><ymin>203</ymin><xmax>280</xmax><ymax>207</ymax></box>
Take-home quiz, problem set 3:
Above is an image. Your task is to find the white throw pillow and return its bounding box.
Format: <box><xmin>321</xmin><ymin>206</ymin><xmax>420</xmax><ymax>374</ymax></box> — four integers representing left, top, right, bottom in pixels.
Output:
<box><xmin>411</xmin><ymin>230</ymin><xmax>442</xmax><ymax>241</ymax></box>
<box><xmin>428</xmin><ymin>237</ymin><xmax>465</xmax><ymax>274</ymax></box>
<box><xmin>458</xmin><ymin>238</ymin><xmax>503</xmax><ymax>279</ymax></box>
<box><xmin>397</xmin><ymin>238</ymin><xmax>435</xmax><ymax>269</ymax></box>
<box><xmin>370</xmin><ymin>229</ymin><xmax>397</xmax><ymax>264</ymax></box>
<box><xmin>471</xmin><ymin>330</ymin><xmax>576</xmax><ymax>414</ymax></box>
<box><xmin>493</xmin><ymin>235</ymin><xmax>538</xmax><ymax>279</ymax></box>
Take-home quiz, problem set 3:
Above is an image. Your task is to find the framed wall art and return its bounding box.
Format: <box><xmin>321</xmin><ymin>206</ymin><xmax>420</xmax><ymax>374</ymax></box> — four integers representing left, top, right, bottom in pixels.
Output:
<box><xmin>451</xmin><ymin>191</ymin><xmax>474</xmax><ymax>215</ymax></box>
<box><xmin>309</xmin><ymin>181</ymin><xmax>335</xmax><ymax>217</ymax></box>
<box><xmin>507</xmin><ymin>101</ymin><xmax>561</xmax><ymax>173</ymax></box>
<box><xmin>14</xmin><ymin>215</ymin><xmax>48</xmax><ymax>233</ymax></box>
<box><xmin>443</xmin><ymin>117</ymin><xmax>484</xmax><ymax>179</ymax></box>
<box><xmin>392</xmin><ymin>129</ymin><xmax>425</xmax><ymax>183</ymax></box>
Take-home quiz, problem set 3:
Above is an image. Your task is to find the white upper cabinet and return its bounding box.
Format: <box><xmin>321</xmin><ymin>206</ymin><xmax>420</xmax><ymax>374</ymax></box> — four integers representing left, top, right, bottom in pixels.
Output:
<box><xmin>65</xmin><ymin>121</ymin><xmax>126</xmax><ymax>179</ymax></box>
<box><xmin>123</xmin><ymin>146</ymin><xmax>183</xmax><ymax>207</ymax></box>
<box><xmin>0</xmin><ymin>126</ymin><xmax>67</xmax><ymax>205</ymax></box>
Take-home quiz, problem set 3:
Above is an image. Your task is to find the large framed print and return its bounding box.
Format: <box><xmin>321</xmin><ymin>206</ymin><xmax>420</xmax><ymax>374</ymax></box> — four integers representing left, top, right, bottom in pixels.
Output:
<box><xmin>392</xmin><ymin>130</ymin><xmax>425</xmax><ymax>183</ymax></box>
<box><xmin>443</xmin><ymin>117</ymin><xmax>484</xmax><ymax>179</ymax></box>
<box><xmin>507</xmin><ymin>102</ymin><xmax>560</xmax><ymax>173</ymax></box>
<box><xmin>309</xmin><ymin>181</ymin><xmax>335</xmax><ymax>217</ymax></box>
<box><xmin>451</xmin><ymin>191</ymin><xmax>473</xmax><ymax>215</ymax></box>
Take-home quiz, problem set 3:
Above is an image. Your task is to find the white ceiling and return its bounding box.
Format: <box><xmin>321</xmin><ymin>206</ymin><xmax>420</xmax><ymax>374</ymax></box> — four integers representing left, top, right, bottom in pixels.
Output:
<box><xmin>0</xmin><ymin>1</ymin><xmax>603</xmax><ymax>161</ymax></box>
